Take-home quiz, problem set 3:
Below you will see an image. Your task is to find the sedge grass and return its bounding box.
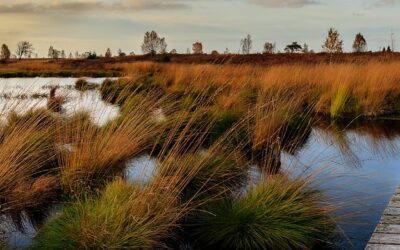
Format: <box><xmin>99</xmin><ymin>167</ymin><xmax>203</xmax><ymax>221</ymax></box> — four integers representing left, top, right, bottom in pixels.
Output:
<box><xmin>189</xmin><ymin>174</ymin><xmax>335</xmax><ymax>250</ymax></box>
<box><xmin>0</xmin><ymin>109</ymin><xmax>60</xmax><ymax>224</ymax></box>
<box><xmin>33</xmin><ymin>178</ymin><xmax>183</xmax><ymax>250</ymax></box>
<box><xmin>0</xmin><ymin>75</ymin><xmax>342</xmax><ymax>249</ymax></box>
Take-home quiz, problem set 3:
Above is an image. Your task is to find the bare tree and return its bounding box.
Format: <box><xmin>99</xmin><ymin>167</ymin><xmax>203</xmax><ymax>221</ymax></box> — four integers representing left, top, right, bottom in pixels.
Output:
<box><xmin>352</xmin><ymin>33</ymin><xmax>367</xmax><ymax>52</ymax></box>
<box><xmin>105</xmin><ymin>48</ymin><xmax>112</xmax><ymax>58</ymax></box>
<box><xmin>241</xmin><ymin>34</ymin><xmax>252</xmax><ymax>54</ymax></box>
<box><xmin>69</xmin><ymin>52</ymin><xmax>73</xmax><ymax>59</ymax></box>
<box><xmin>48</xmin><ymin>46</ymin><xmax>60</xmax><ymax>59</ymax></box>
<box><xmin>192</xmin><ymin>42</ymin><xmax>203</xmax><ymax>54</ymax></box>
<box><xmin>0</xmin><ymin>44</ymin><xmax>11</xmax><ymax>61</ymax></box>
<box><xmin>322</xmin><ymin>28</ymin><xmax>343</xmax><ymax>53</ymax></box>
<box><xmin>61</xmin><ymin>50</ymin><xmax>66</xmax><ymax>59</ymax></box>
<box><xmin>390</xmin><ymin>30</ymin><xmax>395</xmax><ymax>52</ymax></box>
<box><xmin>141</xmin><ymin>31</ymin><xmax>167</xmax><ymax>55</ymax></box>
<box><xmin>302</xmin><ymin>43</ymin><xmax>309</xmax><ymax>53</ymax></box>
<box><xmin>263</xmin><ymin>42</ymin><xmax>276</xmax><ymax>54</ymax></box>
<box><xmin>48</xmin><ymin>46</ymin><xmax>54</xmax><ymax>58</ymax></box>
<box><xmin>16</xmin><ymin>41</ymin><xmax>34</xmax><ymax>60</ymax></box>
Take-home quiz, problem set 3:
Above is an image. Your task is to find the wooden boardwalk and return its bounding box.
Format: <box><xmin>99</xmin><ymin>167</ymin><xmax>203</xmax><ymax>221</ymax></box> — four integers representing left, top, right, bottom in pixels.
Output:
<box><xmin>366</xmin><ymin>187</ymin><xmax>400</xmax><ymax>250</ymax></box>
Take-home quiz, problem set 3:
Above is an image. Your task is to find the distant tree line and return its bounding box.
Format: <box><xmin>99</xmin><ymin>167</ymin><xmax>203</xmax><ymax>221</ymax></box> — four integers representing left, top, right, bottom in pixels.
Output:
<box><xmin>0</xmin><ymin>28</ymin><xmax>397</xmax><ymax>61</ymax></box>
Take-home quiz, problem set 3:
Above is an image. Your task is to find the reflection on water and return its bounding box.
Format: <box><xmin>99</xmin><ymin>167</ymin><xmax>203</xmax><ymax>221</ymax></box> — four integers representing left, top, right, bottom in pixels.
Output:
<box><xmin>125</xmin><ymin>155</ymin><xmax>158</xmax><ymax>185</ymax></box>
<box><xmin>121</xmin><ymin>119</ymin><xmax>400</xmax><ymax>250</ymax></box>
<box><xmin>0</xmin><ymin>77</ymin><xmax>119</xmax><ymax>126</ymax></box>
<box><xmin>282</xmin><ymin>119</ymin><xmax>400</xmax><ymax>250</ymax></box>
<box><xmin>0</xmin><ymin>216</ymin><xmax>35</xmax><ymax>249</ymax></box>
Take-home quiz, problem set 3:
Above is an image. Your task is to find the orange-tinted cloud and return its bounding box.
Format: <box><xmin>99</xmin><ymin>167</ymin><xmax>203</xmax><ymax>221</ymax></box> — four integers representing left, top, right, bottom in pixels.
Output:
<box><xmin>0</xmin><ymin>0</ymin><xmax>189</xmax><ymax>13</ymax></box>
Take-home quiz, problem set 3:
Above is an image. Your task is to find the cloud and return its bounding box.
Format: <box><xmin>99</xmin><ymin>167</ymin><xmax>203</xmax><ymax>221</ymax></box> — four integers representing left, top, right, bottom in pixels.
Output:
<box><xmin>363</xmin><ymin>0</ymin><xmax>398</xmax><ymax>9</ymax></box>
<box><xmin>247</xmin><ymin>0</ymin><xmax>320</xmax><ymax>8</ymax></box>
<box><xmin>0</xmin><ymin>0</ymin><xmax>189</xmax><ymax>13</ymax></box>
<box><xmin>373</xmin><ymin>0</ymin><xmax>397</xmax><ymax>6</ymax></box>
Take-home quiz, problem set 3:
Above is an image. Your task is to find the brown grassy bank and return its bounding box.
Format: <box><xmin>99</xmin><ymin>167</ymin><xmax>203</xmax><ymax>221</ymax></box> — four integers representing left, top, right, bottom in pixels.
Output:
<box><xmin>104</xmin><ymin>61</ymin><xmax>400</xmax><ymax>118</ymax></box>
<box><xmin>1</xmin><ymin>52</ymin><xmax>400</xmax><ymax>77</ymax></box>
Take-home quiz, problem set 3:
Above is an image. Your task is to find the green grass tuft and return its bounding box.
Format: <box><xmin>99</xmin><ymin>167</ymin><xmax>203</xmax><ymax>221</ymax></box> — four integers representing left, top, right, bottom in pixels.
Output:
<box><xmin>189</xmin><ymin>175</ymin><xmax>334</xmax><ymax>250</ymax></box>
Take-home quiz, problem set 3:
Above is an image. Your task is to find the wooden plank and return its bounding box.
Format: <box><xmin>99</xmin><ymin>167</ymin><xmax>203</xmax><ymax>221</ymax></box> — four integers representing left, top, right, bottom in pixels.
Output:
<box><xmin>366</xmin><ymin>244</ymin><xmax>400</xmax><ymax>250</ymax></box>
<box><xmin>388</xmin><ymin>200</ymin><xmax>400</xmax><ymax>208</ymax></box>
<box><xmin>375</xmin><ymin>224</ymin><xmax>400</xmax><ymax>234</ymax></box>
<box><xmin>369</xmin><ymin>233</ymin><xmax>400</xmax><ymax>245</ymax></box>
<box><xmin>384</xmin><ymin>207</ymin><xmax>400</xmax><ymax>216</ymax></box>
<box><xmin>367</xmin><ymin>188</ymin><xmax>400</xmax><ymax>249</ymax></box>
<box><xmin>391</xmin><ymin>196</ymin><xmax>400</xmax><ymax>203</ymax></box>
<box><xmin>380</xmin><ymin>215</ymin><xmax>400</xmax><ymax>224</ymax></box>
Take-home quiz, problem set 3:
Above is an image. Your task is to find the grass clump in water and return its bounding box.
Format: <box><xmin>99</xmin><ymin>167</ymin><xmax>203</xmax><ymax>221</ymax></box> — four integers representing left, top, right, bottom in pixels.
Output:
<box><xmin>188</xmin><ymin>175</ymin><xmax>334</xmax><ymax>250</ymax></box>
<box><xmin>0</xmin><ymin>109</ymin><xmax>60</xmax><ymax>224</ymax></box>
<box><xmin>33</xmin><ymin>178</ymin><xmax>182</xmax><ymax>250</ymax></box>
<box><xmin>74</xmin><ymin>78</ymin><xmax>97</xmax><ymax>91</ymax></box>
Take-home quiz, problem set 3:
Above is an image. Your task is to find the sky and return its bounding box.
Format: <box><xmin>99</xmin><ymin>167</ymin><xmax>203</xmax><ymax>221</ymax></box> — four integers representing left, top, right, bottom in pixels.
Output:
<box><xmin>0</xmin><ymin>0</ymin><xmax>399</xmax><ymax>57</ymax></box>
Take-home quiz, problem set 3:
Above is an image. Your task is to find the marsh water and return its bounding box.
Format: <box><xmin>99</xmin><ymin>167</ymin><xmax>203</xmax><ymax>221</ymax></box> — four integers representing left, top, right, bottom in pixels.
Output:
<box><xmin>1</xmin><ymin>78</ymin><xmax>400</xmax><ymax>250</ymax></box>
<box><xmin>282</xmin><ymin>120</ymin><xmax>400</xmax><ymax>249</ymax></box>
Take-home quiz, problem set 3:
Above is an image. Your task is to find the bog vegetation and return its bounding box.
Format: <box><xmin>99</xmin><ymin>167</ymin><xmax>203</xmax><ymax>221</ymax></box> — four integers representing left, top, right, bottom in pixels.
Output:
<box><xmin>0</xmin><ymin>58</ymin><xmax>399</xmax><ymax>249</ymax></box>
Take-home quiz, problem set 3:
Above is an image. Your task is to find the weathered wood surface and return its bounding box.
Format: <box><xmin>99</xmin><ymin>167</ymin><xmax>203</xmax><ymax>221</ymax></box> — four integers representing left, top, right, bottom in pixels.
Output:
<box><xmin>366</xmin><ymin>187</ymin><xmax>400</xmax><ymax>250</ymax></box>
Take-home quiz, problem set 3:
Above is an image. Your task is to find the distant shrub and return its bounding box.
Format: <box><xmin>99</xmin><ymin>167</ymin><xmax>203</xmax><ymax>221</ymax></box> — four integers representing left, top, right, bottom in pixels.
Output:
<box><xmin>155</xmin><ymin>53</ymin><xmax>171</xmax><ymax>63</ymax></box>
<box><xmin>86</xmin><ymin>52</ymin><xmax>97</xmax><ymax>59</ymax></box>
<box><xmin>211</xmin><ymin>50</ymin><xmax>219</xmax><ymax>55</ymax></box>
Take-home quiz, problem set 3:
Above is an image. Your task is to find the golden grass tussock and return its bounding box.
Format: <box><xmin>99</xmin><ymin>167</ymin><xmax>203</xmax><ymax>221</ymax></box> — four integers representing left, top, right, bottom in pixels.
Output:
<box><xmin>106</xmin><ymin>61</ymin><xmax>400</xmax><ymax>118</ymax></box>
<box><xmin>0</xmin><ymin>109</ymin><xmax>59</xmax><ymax>219</ymax></box>
<box><xmin>58</xmin><ymin>93</ymin><xmax>165</xmax><ymax>195</ymax></box>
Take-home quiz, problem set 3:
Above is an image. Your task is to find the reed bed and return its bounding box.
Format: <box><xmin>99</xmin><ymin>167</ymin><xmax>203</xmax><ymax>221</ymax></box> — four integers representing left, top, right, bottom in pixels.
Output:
<box><xmin>0</xmin><ymin>62</ymin><xmax>382</xmax><ymax>248</ymax></box>
<box><xmin>109</xmin><ymin>62</ymin><xmax>400</xmax><ymax>118</ymax></box>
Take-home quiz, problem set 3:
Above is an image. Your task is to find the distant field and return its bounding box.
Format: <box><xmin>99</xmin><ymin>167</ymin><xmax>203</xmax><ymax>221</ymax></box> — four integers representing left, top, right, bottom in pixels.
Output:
<box><xmin>1</xmin><ymin>52</ymin><xmax>400</xmax><ymax>77</ymax></box>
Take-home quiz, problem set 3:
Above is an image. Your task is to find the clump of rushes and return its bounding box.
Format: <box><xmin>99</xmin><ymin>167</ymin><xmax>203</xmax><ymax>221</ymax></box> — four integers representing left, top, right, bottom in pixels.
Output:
<box><xmin>0</xmin><ymin>109</ymin><xmax>59</xmax><ymax>224</ymax></box>
<box><xmin>74</xmin><ymin>78</ymin><xmax>97</xmax><ymax>91</ymax></box>
<box><xmin>204</xmin><ymin>107</ymin><xmax>243</xmax><ymax>147</ymax></box>
<box><xmin>189</xmin><ymin>175</ymin><xmax>335</xmax><ymax>250</ymax></box>
<box><xmin>159</xmin><ymin>147</ymin><xmax>249</xmax><ymax>203</ymax></box>
<box><xmin>58</xmin><ymin>93</ymin><xmax>164</xmax><ymax>195</ymax></box>
<box><xmin>33</xmin><ymin>103</ymin><xmax>223</xmax><ymax>249</ymax></box>
<box><xmin>330</xmin><ymin>85</ymin><xmax>351</xmax><ymax>119</ymax></box>
<box><xmin>100</xmin><ymin>75</ymin><xmax>165</xmax><ymax>105</ymax></box>
<box><xmin>279</xmin><ymin>108</ymin><xmax>313</xmax><ymax>155</ymax></box>
<box><xmin>33</xmin><ymin>178</ymin><xmax>183</xmax><ymax>250</ymax></box>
